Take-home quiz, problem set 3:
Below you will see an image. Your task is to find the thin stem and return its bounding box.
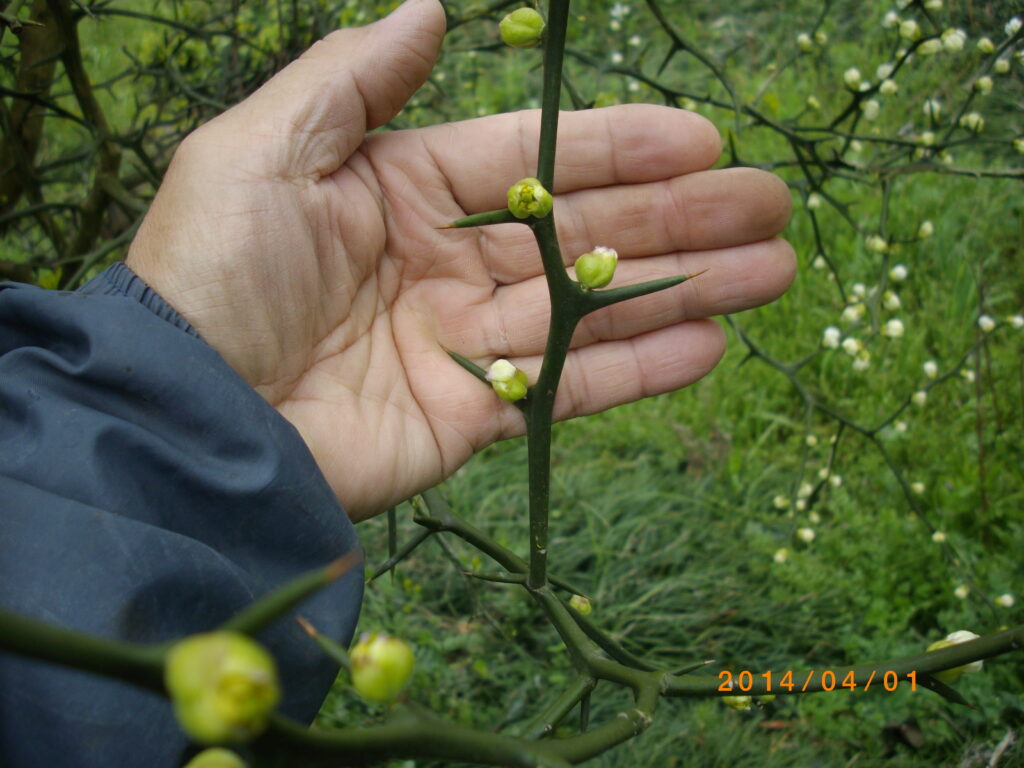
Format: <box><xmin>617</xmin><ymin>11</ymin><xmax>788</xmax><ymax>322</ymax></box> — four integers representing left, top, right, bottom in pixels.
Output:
<box><xmin>536</xmin><ymin>0</ymin><xmax>570</xmax><ymax>190</ymax></box>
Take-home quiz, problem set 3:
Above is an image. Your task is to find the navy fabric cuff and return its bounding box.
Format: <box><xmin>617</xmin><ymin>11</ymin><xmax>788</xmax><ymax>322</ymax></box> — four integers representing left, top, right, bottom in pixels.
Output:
<box><xmin>0</xmin><ymin>265</ymin><xmax>363</xmax><ymax>767</ymax></box>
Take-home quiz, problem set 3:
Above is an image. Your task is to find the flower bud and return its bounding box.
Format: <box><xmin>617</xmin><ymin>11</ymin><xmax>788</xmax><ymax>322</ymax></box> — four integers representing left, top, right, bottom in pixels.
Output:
<box><xmin>797</xmin><ymin>527</ymin><xmax>815</xmax><ymax>543</ymax></box>
<box><xmin>918</xmin><ymin>220</ymin><xmax>934</xmax><ymax>238</ymax></box>
<box><xmin>959</xmin><ymin>111</ymin><xmax>984</xmax><ymax>132</ymax></box>
<box><xmin>912</xmin><ymin>390</ymin><xmax>927</xmax><ymax>406</ymax></box>
<box><xmin>843</xmin><ymin>67</ymin><xmax>862</xmax><ymax>90</ymax></box>
<box><xmin>350</xmin><ymin>632</ymin><xmax>415</xmax><ymax>703</ymax></box>
<box><xmin>882</xmin><ymin>318</ymin><xmax>905</xmax><ymax>338</ymax></box>
<box><xmin>918</xmin><ymin>38</ymin><xmax>942</xmax><ymax>55</ymax></box>
<box><xmin>796</xmin><ymin>32</ymin><xmax>813</xmax><ymax>52</ymax></box>
<box><xmin>164</xmin><ymin>632</ymin><xmax>280</xmax><ymax>745</ymax></box>
<box><xmin>866</xmin><ymin>234</ymin><xmax>889</xmax><ymax>254</ymax></box>
<box><xmin>507</xmin><ymin>177</ymin><xmax>553</xmax><ymax>219</ymax></box>
<box><xmin>882</xmin><ymin>11</ymin><xmax>900</xmax><ymax>28</ymax></box>
<box><xmin>899</xmin><ymin>19</ymin><xmax>921</xmax><ymax>40</ymax></box>
<box><xmin>973</xmin><ymin>75</ymin><xmax>993</xmax><ymax>94</ymax></box>
<box><xmin>977</xmin><ymin>314</ymin><xmax>995</xmax><ymax>332</ymax></box>
<box><xmin>995</xmin><ymin>593</ymin><xmax>1015</xmax><ymax>607</ymax></box>
<box><xmin>568</xmin><ymin>594</ymin><xmax>592</xmax><ymax>615</ymax></box>
<box><xmin>574</xmin><ymin>246</ymin><xmax>618</xmax><ymax>289</ymax></box>
<box><xmin>860</xmin><ymin>99</ymin><xmax>881</xmax><ymax>121</ymax></box>
<box><xmin>976</xmin><ymin>36</ymin><xmax>995</xmax><ymax>53</ymax></box>
<box><xmin>722</xmin><ymin>695</ymin><xmax>753</xmax><ymax>711</ymax></box>
<box><xmin>923</xmin><ymin>360</ymin><xmax>938</xmax><ymax>378</ymax></box>
<box><xmin>879</xmin><ymin>78</ymin><xmax>899</xmax><ymax>95</ymax></box>
<box><xmin>814</xmin><ymin>30</ymin><xmax>828</xmax><ymax>45</ymax></box>
<box><xmin>806</xmin><ymin>192</ymin><xmax>822</xmax><ymax>210</ymax></box>
<box><xmin>889</xmin><ymin>264</ymin><xmax>909</xmax><ymax>282</ymax></box>
<box><xmin>941</xmin><ymin>28</ymin><xmax>966</xmax><ymax>52</ymax></box>
<box><xmin>183</xmin><ymin>749</ymin><xmax>248</xmax><ymax>768</ymax></box>
<box><xmin>822</xmin><ymin>326</ymin><xmax>841</xmax><ymax>348</ymax></box>
<box><xmin>1015</xmin><ymin>137</ymin><xmax>1024</xmax><ymax>154</ymax></box>
<box><xmin>926</xmin><ymin>630</ymin><xmax>983</xmax><ymax>684</ymax></box>
<box><xmin>1006</xmin><ymin>16</ymin><xmax>1022</xmax><ymax>37</ymax></box>
<box><xmin>486</xmin><ymin>359</ymin><xmax>529</xmax><ymax>402</ymax></box>
<box><xmin>500</xmin><ymin>8</ymin><xmax>545</xmax><ymax>49</ymax></box>
<box><xmin>922</xmin><ymin>98</ymin><xmax>942</xmax><ymax>121</ymax></box>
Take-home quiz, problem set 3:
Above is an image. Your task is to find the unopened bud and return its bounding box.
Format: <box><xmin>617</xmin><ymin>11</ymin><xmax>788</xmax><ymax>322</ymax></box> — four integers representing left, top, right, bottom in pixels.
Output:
<box><xmin>977</xmin><ymin>36</ymin><xmax>995</xmax><ymax>54</ymax></box>
<box><xmin>994</xmin><ymin>57</ymin><xmax>1010</xmax><ymax>74</ymax></box>
<box><xmin>486</xmin><ymin>359</ymin><xmax>529</xmax><ymax>402</ymax></box>
<box><xmin>350</xmin><ymin>632</ymin><xmax>415</xmax><ymax>703</ymax></box>
<box><xmin>183</xmin><ymin>749</ymin><xmax>248</xmax><ymax>768</ymax></box>
<box><xmin>500</xmin><ymin>8</ymin><xmax>545</xmax><ymax>49</ymax></box>
<box><xmin>959</xmin><ymin>111</ymin><xmax>985</xmax><ymax>132</ymax></box>
<box><xmin>926</xmin><ymin>630</ymin><xmax>983</xmax><ymax>684</ymax></box>
<box><xmin>899</xmin><ymin>19</ymin><xmax>921</xmax><ymax>40</ymax></box>
<box><xmin>165</xmin><ymin>632</ymin><xmax>280</xmax><ymax>745</ymax></box>
<box><xmin>568</xmin><ymin>594</ymin><xmax>592</xmax><ymax>615</ymax></box>
<box><xmin>507</xmin><ymin>177</ymin><xmax>553</xmax><ymax>219</ymax></box>
<box><xmin>574</xmin><ymin>246</ymin><xmax>618</xmax><ymax>289</ymax></box>
<box><xmin>796</xmin><ymin>32</ymin><xmax>813</xmax><ymax>52</ymax></box>
<box><xmin>843</xmin><ymin>67</ymin><xmax>862</xmax><ymax>90</ymax></box>
<box><xmin>722</xmin><ymin>695</ymin><xmax>753</xmax><ymax>711</ymax></box>
<box><xmin>918</xmin><ymin>220</ymin><xmax>934</xmax><ymax>238</ymax></box>
<box><xmin>973</xmin><ymin>75</ymin><xmax>993</xmax><ymax>94</ymax></box>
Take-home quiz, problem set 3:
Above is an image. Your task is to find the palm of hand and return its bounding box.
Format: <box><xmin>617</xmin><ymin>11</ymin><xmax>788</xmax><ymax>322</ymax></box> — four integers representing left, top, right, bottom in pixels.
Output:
<box><xmin>128</xmin><ymin>10</ymin><xmax>794</xmax><ymax>521</ymax></box>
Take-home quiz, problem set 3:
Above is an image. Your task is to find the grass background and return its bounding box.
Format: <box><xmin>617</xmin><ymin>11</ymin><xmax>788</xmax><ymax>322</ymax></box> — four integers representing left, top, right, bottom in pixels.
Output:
<box><xmin>5</xmin><ymin>0</ymin><xmax>1023</xmax><ymax>765</ymax></box>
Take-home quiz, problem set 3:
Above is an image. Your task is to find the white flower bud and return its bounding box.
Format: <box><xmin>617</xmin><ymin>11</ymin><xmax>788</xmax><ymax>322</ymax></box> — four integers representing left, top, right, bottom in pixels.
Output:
<box><xmin>842</xmin><ymin>336</ymin><xmax>862</xmax><ymax>356</ymax></box>
<box><xmin>976</xmin><ymin>36</ymin><xmax>995</xmax><ymax>53</ymax></box>
<box><xmin>973</xmin><ymin>75</ymin><xmax>993</xmax><ymax>94</ymax></box>
<box><xmin>959</xmin><ymin>111</ymin><xmax>985</xmax><ymax>132</ymax></box>
<box><xmin>918</xmin><ymin>38</ymin><xmax>943</xmax><ymax>55</ymax></box>
<box><xmin>798</xmin><ymin>482</ymin><xmax>814</xmax><ymax>499</ymax></box>
<box><xmin>927</xmin><ymin>630</ymin><xmax>984</xmax><ymax>684</ymax></box>
<box><xmin>797</xmin><ymin>527</ymin><xmax>816</xmax><ymax>543</ymax></box>
<box><xmin>923</xmin><ymin>360</ymin><xmax>938</xmax><ymax>378</ymax></box>
<box><xmin>842</xmin><ymin>303</ymin><xmax>866</xmax><ymax>323</ymax></box>
<box><xmin>994</xmin><ymin>57</ymin><xmax>1010</xmax><ymax>74</ymax></box>
<box><xmin>889</xmin><ymin>264</ymin><xmax>908</xmax><ymax>282</ymax></box>
<box><xmin>797</xmin><ymin>32</ymin><xmax>813</xmax><ymax>52</ymax></box>
<box><xmin>815</xmin><ymin>30</ymin><xmax>829</xmax><ymax>45</ymax></box>
<box><xmin>941</xmin><ymin>28</ymin><xmax>966</xmax><ymax>52</ymax></box>
<box><xmin>882</xmin><ymin>11</ymin><xmax>900</xmax><ymax>29</ymax></box>
<box><xmin>912</xmin><ymin>390</ymin><xmax>927</xmax><ymax>406</ymax></box>
<box><xmin>1006</xmin><ymin>16</ymin><xmax>1022</xmax><ymax>37</ymax></box>
<box><xmin>486</xmin><ymin>359</ymin><xmax>528</xmax><ymax>402</ymax></box>
<box><xmin>822</xmin><ymin>326</ymin><xmax>842</xmax><ymax>348</ymax></box>
<box><xmin>996</xmin><ymin>593</ymin><xmax>1015</xmax><ymax>607</ymax></box>
<box><xmin>954</xmin><ymin>584</ymin><xmax>969</xmax><ymax>599</ymax></box>
<box><xmin>922</xmin><ymin>98</ymin><xmax>942</xmax><ymax>120</ymax></box>
<box><xmin>773</xmin><ymin>494</ymin><xmax>790</xmax><ymax>510</ymax></box>
<box><xmin>932</xmin><ymin>530</ymin><xmax>946</xmax><ymax>543</ymax></box>
<box><xmin>962</xmin><ymin>368</ymin><xmax>976</xmax><ymax>382</ymax></box>
<box><xmin>861</xmin><ymin>99</ymin><xmax>881</xmax><ymax>120</ymax></box>
<box><xmin>866</xmin><ymin>234</ymin><xmax>889</xmax><ymax>254</ymax></box>
<box><xmin>900</xmin><ymin>20</ymin><xmax>921</xmax><ymax>40</ymax></box>
<box><xmin>852</xmin><ymin>282</ymin><xmax>867</xmax><ymax>298</ymax></box>
<box><xmin>1011</xmin><ymin>314</ymin><xmax>1024</xmax><ymax>328</ymax></box>
<box><xmin>806</xmin><ymin>192</ymin><xmax>822</xmax><ymax>210</ymax></box>
<box><xmin>1015</xmin><ymin>138</ymin><xmax>1024</xmax><ymax>154</ymax></box>
<box><xmin>812</xmin><ymin>255</ymin><xmax>827</xmax><ymax>269</ymax></box>
<box><xmin>919</xmin><ymin>131</ymin><xmax>936</xmax><ymax>146</ymax></box>
<box><xmin>911</xmin><ymin>481</ymin><xmax>926</xmax><ymax>494</ymax></box>
<box><xmin>882</xmin><ymin>318</ymin><xmax>905</xmax><ymax>338</ymax></box>
<box><xmin>486</xmin><ymin>359</ymin><xmax>517</xmax><ymax>383</ymax></box>
<box><xmin>829</xmin><ymin>474</ymin><xmax>843</xmax><ymax>488</ymax></box>
<box><xmin>806</xmin><ymin>94</ymin><xmax>821</xmax><ymax>109</ymax></box>
<box><xmin>843</xmin><ymin>67</ymin><xmax>862</xmax><ymax>89</ymax></box>
<box><xmin>883</xmin><ymin>290</ymin><xmax>901</xmax><ymax>310</ymax></box>
<box><xmin>850</xmin><ymin>140</ymin><xmax>864</xmax><ymax>152</ymax></box>
<box><xmin>924</xmin><ymin>0</ymin><xmax>942</xmax><ymax>9</ymax></box>
<box><xmin>880</xmin><ymin>78</ymin><xmax>899</xmax><ymax>95</ymax></box>
<box><xmin>796</xmin><ymin>500</ymin><xmax>808</xmax><ymax>512</ymax></box>
<box><xmin>977</xmin><ymin>314</ymin><xmax>995</xmax><ymax>332</ymax></box>
<box><xmin>773</xmin><ymin>548</ymin><xmax>788</xmax><ymax>564</ymax></box>
<box><xmin>852</xmin><ymin>352</ymin><xmax>871</xmax><ymax>371</ymax></box>
<box><xmin>574</xmin><ymin>246</ymin><xmax>618</xmax><ymax>289</ymax></box>
<box><xmin>894</xmin><ymin>420</ymin><xmax>908</xmax><ymax>433</ymax></box>
<box><xmin>805</xmin><ymin>434</ymin><xmax>818</xmax><ymax>447</ymax></box>
<box><xmin>918</xmin><ymin>220</ymin><xmax>934</xmax><ymax>238</ymax></box>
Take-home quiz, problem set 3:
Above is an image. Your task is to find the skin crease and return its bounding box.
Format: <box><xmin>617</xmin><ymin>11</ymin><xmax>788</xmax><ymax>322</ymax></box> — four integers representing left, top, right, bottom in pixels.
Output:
<box><xmin>126</xmin><ymin>0</ymin><xmax>795</xmax><ymax>522</ymax></box>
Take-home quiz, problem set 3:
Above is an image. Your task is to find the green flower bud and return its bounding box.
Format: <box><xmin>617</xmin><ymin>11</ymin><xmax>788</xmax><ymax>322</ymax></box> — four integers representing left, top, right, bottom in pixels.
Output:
<box><xmin>165</xmin><ymin>632</ymin><xmax>280</xmax><ymax>745</ymax></box>
<box><xmin>722</xmin><ymin>695</ymin><xmax>753</xmax><ymax>711</ymax></box>
<box><xmin>926</xmin><ymin>630</ymin><xmax>983</xmax><ymax>684</ymax></box>
<box><xmin>507</xmin><ymin>177</ymin><xmax>553</xmax><ymax>219</ymax></box>
<box><xmin>500</xmin><ymin>8</ymin><xmax>545</xmax><ymax>49</ymax></box>
<box><xmin>486</xmin><ymin>359</ymin><xmax>529</xmax><ymax>402</ymax></box>
<box><xmin>183</xmin><ymin>748</ymin><xmax>248</xmax><ymax>768</ymax></box>
<box><xmin>568</xmin><ymin>594</ymin><xmax>592</xmax><ymax>615</ymax></box>
<box><xmin>350</xmin><ymin>632</ymin><xmax>415</xmax><ymax>703</ymax></box>
<box><xmin>574</xmin><ymin>246</ymin><xmax>618</xmax><ymax>289</ymax></box>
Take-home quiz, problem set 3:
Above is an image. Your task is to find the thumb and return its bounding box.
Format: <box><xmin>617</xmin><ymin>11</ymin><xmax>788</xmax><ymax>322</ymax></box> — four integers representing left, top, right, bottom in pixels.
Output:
<box><xmin>224</xmin><ymin>0</ymin><xmax>446</xmax><ymax>177</ymax></box>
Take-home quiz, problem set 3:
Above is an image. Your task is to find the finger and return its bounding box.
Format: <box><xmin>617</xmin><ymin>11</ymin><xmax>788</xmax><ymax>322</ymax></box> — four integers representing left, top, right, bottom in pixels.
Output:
<box><xmin>212</xmin><ymin>0</ymin><xmax>446</xmax><ymax>177</ymax></box>
<box><xmin>486</xmin><ymin>319</ymin><xmax>726</xmax><ymax>438</ymax></box>
<box><xmin>441</xmin><ymin>237</ymin><xmax>795</xmax><ymax>359</ymax></box>
<box><xmin>470</xmin><ymin>167</ymin><xmax>792</xmax><ymax>285</ymax></box>
<box><xmin>414</xmin><ymin>104</ymin><xmax>722</xmax><ymax>214</ymax></box>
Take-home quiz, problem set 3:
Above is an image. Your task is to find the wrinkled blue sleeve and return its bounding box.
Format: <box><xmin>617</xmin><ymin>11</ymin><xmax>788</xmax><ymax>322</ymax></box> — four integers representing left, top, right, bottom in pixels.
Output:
<box><xmin>0</xmin><ymin>263</ymin><xmax>363</xmax><ymax>767</ymax></box>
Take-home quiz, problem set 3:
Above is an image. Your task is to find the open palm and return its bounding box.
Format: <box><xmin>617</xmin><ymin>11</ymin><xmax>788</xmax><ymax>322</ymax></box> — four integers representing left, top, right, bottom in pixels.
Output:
<box><xmin>128</xmin><ymin>0</ymin><xmax>794</xmax><ymax>521</ymax></box>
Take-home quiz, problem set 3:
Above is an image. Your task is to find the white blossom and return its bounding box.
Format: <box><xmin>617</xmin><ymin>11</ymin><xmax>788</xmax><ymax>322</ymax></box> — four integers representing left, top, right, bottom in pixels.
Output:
<box><xmin>806</xmin><ymin>94</ymin><xmax>821</xmax><ymax>109</ymax></box>
<box><xmin>882</xmin><ymin>318</ymin><xmax>905</xmax><ymax>338</ymax></box>
<box><xmin>924</xmin><ymin>0</ymin><xmax>942</xmax><ymax>8</ymax></box>
<box><xmin>919</xmin><ymin>131</ymin><xmax>936</xmax><ymax>146</ymax></box>
<box><xmin>977</xmin><ymin>37</ymin><xmax>995</xmax><ymax>53</ymax></box>
<box><xmin>923</xmin><ymin>98</ymin><xmax>942</xmax><ymax>120</ymax></box>
<box><xmin>807</xmin><ymin>192</ymin><xmax>822</xmax><ymax>210</ymax></box>
<box><xmin>996</xmin><ymin>593</ymin><xmax>1015</xmax><ymax>607</ymax></box>
<box><xmin>954</xmin><ymin>584</ymin><xmax>969</xmax><ymax>599</ymax></box>
<box><xmin>1010</xmin><ymin>314</ymin><xmax>1024</xmax><ymax>328</ymax></box>
<box><xmin>978</xmin><ymin>314</ymin><xmax>996</xmax><ymax>332</ymax></box>
<box><xmin>932</xmin><ymin>530</ymin><xmax>947</xmax><ymax>543</ymax></box>
<box><xmin>882</xmin><ymin>11</ymin><xmax>900</xmax><ymax>28</ymax></box>
<box><xmin>628</xmin><ymin>34</ymin><xmax>642</xmax><ymax>47</ymax></box>
<box><xmin>1006</xmin><ymin>16</ymin><xmax>1022</xmax><ymax>37</ymax></box>
<box><xmin>812</xmin><ymin>255</ymin><xmax>827</xmax><ymax>269</ymax></box>
<box><xmin>912</xmin><ymin>390</ymin><xmax>928</xmax><ymax>406</ymax></box>
<box><xmin>805</xmin><ymin>435</ymin><xmax>819</xmax><ymax>447</ymax></box>
<box><xmin>823</xmin><ymin>326</ymin><xmax>842</xmax><ymax>348</ymax></box>
<box><xmin>918</xmin><ymin>39</ymin><xmax>943</xmax><ymax>55</ymax></box>
<box><xmin>994</xmin><ymin>58</ymin><xmax>1010</xmax><ymax>74</ymax></box>
<box><xmin>842</xmin><ymin>303</ymin><xmax>866</xmax><ymax>323</ymax></box>
<box><xmin>974</xmin><ymin>75</ymin><xmax>993</xmax><ymax>94</ymax></box>
<box><xmin>889</xmin><ymin>264</ymin><xmax>909</xmax><ymax>282</ymax></box>
<box><xmin>883</xmin><ymin>290</ymin><xmax>901</xmax><ymax>310</ymax></box>
<box><xmin>773</xmin><ymin>548</ymin><xmax>789</xmax><ymax>564</ymax></box>
<box><xmin>866</xmin><ymin>234</ymin><xmax>889</xmax><ymax>254</ymax></box>
<box><xmin>880</xmin><ymin>78</ymin><xmax>899</xmax><ymax>95</ymax></box>
<box><xmin>900</xmin><ymin>19</ymin><xmax>921</xmax><ymax>40</ymax></box>
<box><xmin>894</xmin><ymin>420</ymin><xmax>908</xmax><ymax>433</ymax></box>
<box><xmin>829</xmin><ymin>474</ymin><xmax>843</xmax><ymax>488</ymax></box>
<box><xmin>962</xmin><ymin>368</ymin><xmax>976</xmax><ymax>383</ymax></box>
<box><xmin>610</xmin><ymin>51</ymin><xmax>624</xmax><ymax>65</ymax></box>
<box><xmin>918</xmin><ymin>220</ymin><xmax>934</xmax><ymax>238</ymax></box>
<box><xmin>773</xmin><ymin>494</ymin><xmax>790</xmax><ymax>510</ymax></box>
<box><xmin>797</xmin><ymin>32</ymin><xmax>813</xmax><ymax>52</ymax></box>
<box><xmin>911</xmin><ymin>481</ymin><xmax>926</xmax><ymax>494</ymax></box>
<box><xmin>852</xmin><ymin>282</ymin><xmax>867</xmax><ymax>298</ymax></box>
<box><xmin>941</xmin><ymin>28</ymin><xmax>967</xmax><ymax>51</ymax></box>
<box><xmin>843</xmin><ymin>67</ymin><xmax>862</xmax><ymax>89</ymax></box>
<box><xmin>797</xmin><ymin>527</ymin><xmax>816</xmax><ymax>543</ymax></box>
<box><xmin>842</xmin><ymin>337</ymin><xmax>862</xmax><ymax>356</ymax></box>
<box><xmin>861</xmin><ymin>99</ymin><xmax>881</xmax><ymax>120</ymax></box>
<box><xmin>876</xmin><ymin>62</ymin><xmax>895</xmax><ymax>80</ymax></box>
<box><xmin>923</xmin><ymin>360</ymin><xmax>938</xmax><ymax>378</ymax></box>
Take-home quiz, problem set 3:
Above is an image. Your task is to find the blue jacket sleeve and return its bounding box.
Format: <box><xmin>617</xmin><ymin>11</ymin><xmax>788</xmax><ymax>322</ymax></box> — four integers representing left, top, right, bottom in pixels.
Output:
<box><xmin>0</xmin><ymin>263</ymin><xmax>363</xmax><ymax>768</ymax></box>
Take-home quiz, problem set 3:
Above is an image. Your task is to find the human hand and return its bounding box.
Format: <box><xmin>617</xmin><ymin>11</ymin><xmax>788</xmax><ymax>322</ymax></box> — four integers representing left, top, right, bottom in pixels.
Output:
<box><xmin>127</xmin><ymin>0</ymin><xmax>795</xmax><ymax>521</ymax></box>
